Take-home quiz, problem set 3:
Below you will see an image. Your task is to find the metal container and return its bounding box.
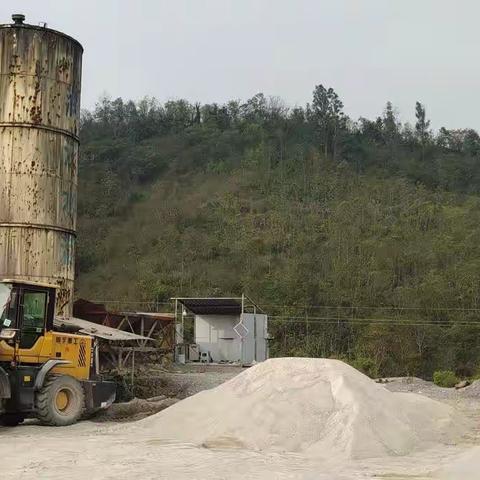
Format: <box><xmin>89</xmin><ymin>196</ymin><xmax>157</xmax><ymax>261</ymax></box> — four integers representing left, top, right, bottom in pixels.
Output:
<box><xmin>0</xmin><ymin>14</ymin><xmax>83</xmax><ymax>316</ymax></box>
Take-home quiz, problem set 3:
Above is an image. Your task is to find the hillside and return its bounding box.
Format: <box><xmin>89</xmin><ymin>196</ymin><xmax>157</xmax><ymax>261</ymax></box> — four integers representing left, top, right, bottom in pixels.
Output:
<box><xmin>76</xmin><ymin>88</ymin><xmax>480</xmax><ymax>377</ymax></box>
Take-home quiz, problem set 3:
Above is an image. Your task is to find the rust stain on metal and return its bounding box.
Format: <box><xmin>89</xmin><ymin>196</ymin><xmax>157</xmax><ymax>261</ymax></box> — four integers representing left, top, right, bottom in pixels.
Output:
<box><xmin>0</xmin><ymin>19</ymin><xmax>83</xmax><ymax>316</ymax></box>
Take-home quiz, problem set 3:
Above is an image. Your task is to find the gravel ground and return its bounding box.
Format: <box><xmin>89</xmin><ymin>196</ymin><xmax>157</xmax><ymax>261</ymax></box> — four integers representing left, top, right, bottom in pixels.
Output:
<box><xmin>134</xmin><ymin>363</ymin><xmax>244</xmax><ymax>399</ymax></box>
<box><xmin>384</xmin><ymin>376</ymin><xmax>480</xmax><ymax>401</ymax></box>
<box><xmin>383</xmin><ymin>377</ymin><xmax>458</xmax><ymax>399</ymax></box>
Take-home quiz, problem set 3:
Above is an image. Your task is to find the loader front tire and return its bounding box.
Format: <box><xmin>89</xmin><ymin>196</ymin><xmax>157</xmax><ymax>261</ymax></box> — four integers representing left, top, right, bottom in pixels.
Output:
<box><xmin>36</xmin><ymin>375</ymin><xmax>85</xmax><ymax>426</ymax></box>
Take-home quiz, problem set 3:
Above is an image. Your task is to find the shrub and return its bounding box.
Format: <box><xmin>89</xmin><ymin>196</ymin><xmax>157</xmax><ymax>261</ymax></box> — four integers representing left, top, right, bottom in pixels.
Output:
<box><xmin>350</xmin><ymin>357</ymin><xmax>379</xmax><ymax>378</ymax></box>
<box><xmin>433</xmin><ymin>370</ymin><xmax>458</xmax><ymax>388</ymax></box>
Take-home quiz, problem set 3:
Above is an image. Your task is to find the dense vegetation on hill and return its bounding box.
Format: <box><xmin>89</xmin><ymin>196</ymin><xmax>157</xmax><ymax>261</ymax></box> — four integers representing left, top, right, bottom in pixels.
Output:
<box><xmin>77</xmin><ymin>86</ymin><xmax>480</xmax><ymax>378</ymax></box>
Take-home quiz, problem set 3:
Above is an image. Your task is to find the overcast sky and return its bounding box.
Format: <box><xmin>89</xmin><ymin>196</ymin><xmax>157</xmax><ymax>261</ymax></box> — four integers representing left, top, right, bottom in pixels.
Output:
<box><xmin>1</xmin><ymin>1</ymin><xmax>478</xmax><ymax>130</ymax></box>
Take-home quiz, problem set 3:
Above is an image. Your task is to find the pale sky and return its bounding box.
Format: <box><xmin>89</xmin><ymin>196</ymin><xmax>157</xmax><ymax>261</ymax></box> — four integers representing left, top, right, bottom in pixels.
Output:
<box><xmin>1</xmin><ymin>1</ymin><xmax>478</xmax><ymax>130</ymax></box>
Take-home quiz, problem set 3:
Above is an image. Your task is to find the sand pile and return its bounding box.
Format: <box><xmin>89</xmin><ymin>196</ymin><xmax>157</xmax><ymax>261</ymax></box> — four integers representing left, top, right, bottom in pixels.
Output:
<box><xmin>138</xmin><ymin>358</ymin><xmax>464</xmax><ymax>460</ymax></box>
<box><xmin>434</xmin><ymin>446</ymin><xmax>480</xmax><ymax>479</ymax></box>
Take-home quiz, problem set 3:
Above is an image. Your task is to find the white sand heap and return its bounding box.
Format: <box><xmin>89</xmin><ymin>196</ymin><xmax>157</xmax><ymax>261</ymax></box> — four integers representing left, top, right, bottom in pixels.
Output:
<box><xmin>435</xmin><ymin>446</ymin><xmax>480</xmax><ymax>479</ymax></box>
<box><xmin>138</xmin><ymin>358</ymin><xmax>465</xmax><ymax>460</ymax></box>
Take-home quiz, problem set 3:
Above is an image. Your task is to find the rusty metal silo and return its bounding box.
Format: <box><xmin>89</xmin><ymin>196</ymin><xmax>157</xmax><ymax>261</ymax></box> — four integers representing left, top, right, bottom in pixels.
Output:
<box><xmin>0</xmin><ymin>14</ymin><xmax>82</xmax><ymax>316</ymax></box>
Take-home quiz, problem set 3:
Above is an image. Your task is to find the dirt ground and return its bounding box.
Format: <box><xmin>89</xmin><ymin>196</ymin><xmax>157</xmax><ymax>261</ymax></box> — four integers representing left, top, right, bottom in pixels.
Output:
<box><xmin>2</xmin><ymin>369</ymin><xmax>480</xmax><ymax>479</ymax></box>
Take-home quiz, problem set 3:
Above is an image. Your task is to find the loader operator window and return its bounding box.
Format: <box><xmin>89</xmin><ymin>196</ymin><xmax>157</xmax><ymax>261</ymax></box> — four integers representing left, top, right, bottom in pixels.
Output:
<box><xmin>19</xmin><ymin>291</ymin><xmax>47</xmax><ymax>349</ymax></box>
<box><xmin>0</xmin><ymin>283</ymin><xmax>17</xmax><ymax>329</ymax></box>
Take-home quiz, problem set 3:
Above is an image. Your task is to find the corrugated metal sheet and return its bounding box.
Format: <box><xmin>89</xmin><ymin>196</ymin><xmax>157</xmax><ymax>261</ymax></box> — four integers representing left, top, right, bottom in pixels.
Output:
<box><xmin>0</xmin><ymin>19</ymin><xmax>82</xmax><ymax>316</ymax></box>
<box><xmin>176</xmin><ymin>298</ymin><xmax>243</xmax><ymax>315</ymax></box>
<box><xmin>54</xmin><ymin>316</ymin><xmax>152</xmax><ymax>342</ymax></box>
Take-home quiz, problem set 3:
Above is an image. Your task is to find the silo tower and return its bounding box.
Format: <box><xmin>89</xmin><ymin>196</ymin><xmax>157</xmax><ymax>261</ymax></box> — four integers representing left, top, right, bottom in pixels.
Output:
<box><xmin>0</xmin><ymin>14</ymin><xmax>83</xmax><ymax>316</ymax></box>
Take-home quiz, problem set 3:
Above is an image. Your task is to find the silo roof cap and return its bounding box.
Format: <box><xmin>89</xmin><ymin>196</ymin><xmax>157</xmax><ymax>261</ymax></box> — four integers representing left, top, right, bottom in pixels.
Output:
<box><xmin>11</xmin><ymin>14</ymin><xmax>25</xmax><ymax>25</ymax></box>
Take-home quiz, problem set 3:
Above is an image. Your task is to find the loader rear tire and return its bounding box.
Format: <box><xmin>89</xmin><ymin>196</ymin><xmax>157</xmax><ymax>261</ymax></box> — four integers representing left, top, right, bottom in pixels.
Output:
<box><xmin>36</xmin><ymin>375</ymin><xmax>85</xmax><ymax>426</ymax></box>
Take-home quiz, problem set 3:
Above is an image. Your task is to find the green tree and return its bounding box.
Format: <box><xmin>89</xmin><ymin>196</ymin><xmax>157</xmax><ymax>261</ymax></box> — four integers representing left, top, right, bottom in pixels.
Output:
<box><xmin>415</xmin><ymin>101</ymin><xmax>431</xmax><ymax>160</ymax></box>
<box><xmin>311</xmin><ymin>85</ymin><xmax>346</xmax><ymax>159</ymax></box>
<box><xmin>382</xmin><ymin>101</ymin><xmax>400</xmax><ymax>143</ymax></box>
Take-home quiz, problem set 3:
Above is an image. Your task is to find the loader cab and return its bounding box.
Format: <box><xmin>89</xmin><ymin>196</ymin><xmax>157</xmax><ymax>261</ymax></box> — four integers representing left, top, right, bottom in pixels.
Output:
<box><xmin>0</xmin><ymin>280</ymin><xmax>56</xmax><ymax>350</ymax></box>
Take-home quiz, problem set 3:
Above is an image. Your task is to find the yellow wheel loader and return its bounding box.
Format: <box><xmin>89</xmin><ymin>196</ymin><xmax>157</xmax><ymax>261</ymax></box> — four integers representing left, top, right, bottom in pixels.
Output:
<box><xmin>0</xmin><ymin>280</ymin><xmax>115</xmax><ymax>426</ymax></box>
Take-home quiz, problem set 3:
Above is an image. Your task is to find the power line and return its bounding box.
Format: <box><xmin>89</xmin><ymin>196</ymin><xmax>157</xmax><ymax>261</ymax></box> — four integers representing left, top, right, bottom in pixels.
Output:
<box><xmin>260</xmin><ymin>303</ymin><xmax>480</xmax><ymax>312</ymax></box>
<box><xmin>270</xmin><ymin>314</ymin><xmax>480</xmax><ymax>323</ymax></box>
<box><xmin>268</xmin><ymin>315</ymin><xmax>480</xmax><ymax>327</ymax></box>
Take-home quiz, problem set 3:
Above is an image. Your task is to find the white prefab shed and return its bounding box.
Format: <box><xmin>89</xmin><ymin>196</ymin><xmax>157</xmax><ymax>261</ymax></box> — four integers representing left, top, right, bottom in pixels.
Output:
<box><xmin>175</xmin><ymin>297</ymin><xmax>268</xmax><ymax>365</ymax></box>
